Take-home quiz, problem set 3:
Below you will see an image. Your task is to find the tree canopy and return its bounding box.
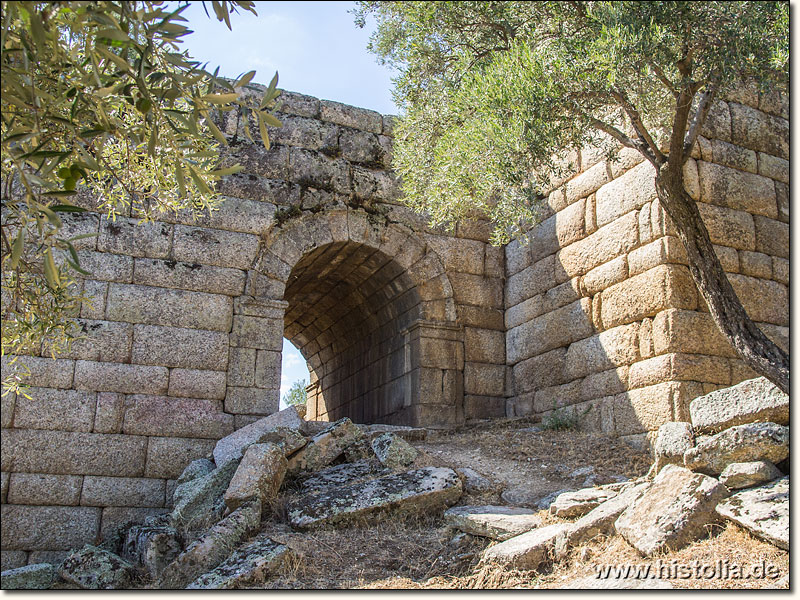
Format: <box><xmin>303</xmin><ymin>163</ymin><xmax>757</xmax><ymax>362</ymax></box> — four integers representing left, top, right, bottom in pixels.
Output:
<box><xmin>1</xmin><ymin>1</ymin><xmax>279</xmax><ymax>392</ymax></box>
<box><xmin>356</xmin><ymin>1</ymin><xmax>789</xmax><ymax>391</ymax></box>
<box><xmin>282</xmin><ymin>379</ymin><xmax>308</xmax><ymax>408</ymax></box>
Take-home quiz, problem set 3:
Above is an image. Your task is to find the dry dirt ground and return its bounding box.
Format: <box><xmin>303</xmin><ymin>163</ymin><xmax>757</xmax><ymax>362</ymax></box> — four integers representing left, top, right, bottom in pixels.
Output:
<box><xmin>242</xmin><ymin>418</ymin><xmax>789</xmax><ymax>590</ymax></box>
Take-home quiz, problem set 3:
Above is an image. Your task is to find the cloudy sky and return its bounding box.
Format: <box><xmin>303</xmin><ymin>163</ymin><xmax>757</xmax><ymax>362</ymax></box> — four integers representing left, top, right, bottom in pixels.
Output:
<box><xmin>178</xmin><ymin>1</ymin><xmax>397</xmax><ymax>403</ymax></box>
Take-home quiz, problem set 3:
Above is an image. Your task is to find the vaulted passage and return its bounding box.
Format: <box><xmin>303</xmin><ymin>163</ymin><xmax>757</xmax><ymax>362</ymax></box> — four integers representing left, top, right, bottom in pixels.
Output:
<box><xmin>283</xmin><ymin>241</ymin><xmax>422</xmax><ymax>424</ymax></box>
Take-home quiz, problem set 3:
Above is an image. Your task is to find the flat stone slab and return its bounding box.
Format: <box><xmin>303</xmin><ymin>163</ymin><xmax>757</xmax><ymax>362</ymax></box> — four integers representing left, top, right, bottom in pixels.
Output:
<box><xmin>716</xmin><ymin>477</ymin><xmax>788</xmax><ymax>550</ymax></box>
<box><xmin>213</xmin><ymin>406</ymin><xmax>305</xmax><ymax>467</ymax></box>
<box><xmin>1</xmin><ymin>563</ymin><xmax>58</xmax><ymax>590</ymax></box>
<box><xmin>444</xmin><ymin>505</ymin><xmax>543</xmax><ymax>541</ymax></box>
<box><xmin>689</xmin><ymin>377</ymin><xmax>789</xmax><ymax>434</ymax></box>
<box><xmin>359</xmin><ymin>424</ymin><xmax>428</xmax><ymax>441</ymax></box>
<box><xmin>615</xmin><ymin>465</ymin><xmax>729</xmax><ymax>556</ymax></box>
<box><xmin>298</xmin><ymin>460</ymin><xmax>388</xmax><ymax>493</ymax></box>
<box><xmin>719</xmin><ymin>460</ymin><xmax>782</xmax><ymax>490</ymax></box>
<box><xmin>287</xmin><ymin>466</ymin><xmax>462</xmax><ymax>529</ymax></box>
<box><xmin>482</xmin><ymin>523</ymin><xmax>571</xmax><ymax>570</ymax></box>
<box><xmin>683</xmin><ymin>422</ymin><xmax>789</xmax><ymax>475</ymax></box>
<box><xmin>549</xmin><ymin>487</ymin><xmax>618</xmax><ymax>518</ymax></box>
<box><xmin>59</xmin><ymin>545</ymin><xmax>136</xmax><ymax>590</ymax></box>
<box><xmin>186</xmin><ymin>535</ymin><xmax>291</xmax><ymax>589</ymax></box>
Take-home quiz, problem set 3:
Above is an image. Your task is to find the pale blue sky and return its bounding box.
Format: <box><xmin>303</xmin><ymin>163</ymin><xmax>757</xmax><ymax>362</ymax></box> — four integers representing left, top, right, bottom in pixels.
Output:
<box><xmin>178</xmin><ymin>1</ymin><xmax>397</xmax><ymax>402</ymax></box>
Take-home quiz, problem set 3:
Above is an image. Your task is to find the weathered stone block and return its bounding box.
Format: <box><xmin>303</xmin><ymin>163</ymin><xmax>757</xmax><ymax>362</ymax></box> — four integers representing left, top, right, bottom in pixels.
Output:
<box><xmin>224</xmin><ymin>443</ymin><xmax>287</xmax><ymax>511</ymax></box>
<box><xmin>168</xmin><ymin>369</ymin><xmax>226</xmax><ymax>400</ymax></box>
<box><xmin>481</xmin><ymin>523</ymin><xmax>571</xmax><ymax>570</ymax></box>
<box><xmin>0</xmin><ymin>551</ymin><xmax>28</xmax><ymax>571</ymax></box>
<box><xmin>54</xmin><ymin>319</ymin><xmax>132</xmax><ymax>363</ymax></box>
<box><xmin>626</xmin><ymin>236</ymin><xmax>688</xmax><ymax>277</ymax></box>
<box><xmin>653</xmin><ymin>421</ymin><xmax>694</xmax><ymax>472</ymax></box>
<box><xmin>652</xmin><ymin>309</ymin><xmax>737</xmax><ymax>358</ymax></box>
<box><xmin>737</xmin><ymin>250</ymin><xmax>771</xmax><ymax>279</ymax></box>
<box><xmin>450</xmin><ymin>273</ymin><xmax>503</xmax><ymax>308</ymax></box>
<box><xmin>445</xmin><ymin>505</ymin><xmax>542</xmax><ymax>541</ymax></box>
<box><xmin>98</xmin><ymin>216</ymin><xmax>172</xmax><ymax>258</ymax></box>
<box><xmin>684</xmin><ymin>422</ymin><xmax>789</xmax><ymax>475</ymax></box>
<box><xmin>288</xmin><ymin>147</ymin><xmax>351</xmax><ymax>193</ymax></box>
<box><xmin>729</xmin><ymin>102</ymin><xmax>788</xmax><ymax>159</ymax></box>
<box><xmin>99</xmin><ymin>507</ymin><xmax>169</xmax><ymax>541</ymax></box>
<box><xmin>580</xmin><ymin>367</ymin><xmax>628</xmax><ymax>401</ymax></box>
<box><xmin>121</xmin><ymin>523</ymin><xmax>182</xmax><ymax>578</ymax></box>
<box><xmin>66</xmin><ymin>250</ymin><xmax>133</xmax><ymax>282</ymax></box>
<box><xmin>1</xmin><ymin>356</ymin><xmax>74</xmax><ymax>389</ymax></box>
<box><xmin>230</xmin><ymin>315</ymin><xmax>283</xmax><ymax>350</ymax></box>
<box><xmin>132</xmin><ymin>325</ymin><xmax>229</xmax><ymax>371</ymax></box>
<box><xmin>727</xmin><ymin>274</ymin><xmax>787</xmax><ymax>326</ymax></box>
<box><xmin>696</xmin><ymin>203</ymin><xmax>756</xmax><ymax>251</ymax></box>
<box><xmin>752</xmin><ymin>215</ymin><xmax>788</xmax><ymax>260</ymax></box>
<box><xmin>689</xmin><ymin>377</ymin><xmax>789</xmax><ymax>434</ymax></box>
<box><xmin>566</xmin><ymin>162</ymin><xmax>607</xmax><ymax>204</ymax></box>
<box><xmin>513</xmin><ymin>347</ymin><xmax>567</xmax><ymax>393</ymax></box>
<box><xmin>13</xmin><ymin>387</ymin><xmax>96</xmax><ymax>432</ymax></box>
<box><xmin>464</xmin><ymin>363</ymin><xmax>506</xmax><ymax>397</ymax></box>
<box><xmin>506</xmin><ymin>298</ymin><xmax>593</xmax><ymax>365</ymax></box>
<box><xmin>697</xmin><ymin>161</ymin><xmax>777</xmax><ymax>218</ymax></box>
<box><xmin>628</xmin><ymin>353</ymin><xmax>730</xmax><ymax>389</ymax></box>
<box><xmin>718</xmin><ymin>460</ymin><xmax>782</xmax><ymax>491</ymax></box>
<box><xmin>613</xmin><ymin>381</ymin><xmax>697</xmax><ymax>436</ymax></box>
<box><xmin>133</xmin><ymin>258</ymin><xmax>246</xmax><ymax>296</ymax></box>
<box><xmin>595</xmin><ymin>161</ymin><xmax>656</xmax><ymax>227</ymax></box>
<box><xmin>0</xmin><ymin>563</ymin><xmax>58</xmax><ymax>590</ymax></box>
<box><xmin>224</xmin><ymin>387</ymin><xmax>279</xmax><ymax>415</ymax></box>
<box><xmin>371</xmin><ymin>432</ymin><xmax>418</xmax><ymax>469</ymax></box>
<box><xmin>172</xmin><ymin>225</ymin><xmax>260</xmax><ymax>270</ymax></box>
<box><xmin>758</xmin><ymin>152</ymin><xmax>789</xmax><ymax>183</ymax></box>
<box><xmin>186</xmin><ymin>534</ymin><xmax>291</xmax><ymax>590</ymax></box>
<box><xmin>320</xmin><ymin>100</ymin><xmax>382</xmax><ymax>133</ymax></box>
<box><xmin>106</xmin><ymin>283</ymin><xmax>233</xmax><ymax>332</ymax></box>
<box><xmin>716</xmin><ymin>477</ymin><xmax>787</xmax><ymax>550</ymax></box>
<box><xmin>556</xmin><ymin>211</ymin><xmax>639</xmax><ymax>279</ymax></box>
<box><xmin>564</xmin><ymin>322</ymin><xmax>639</xmax><ymax>381</ymax></box>
<box><xmin>7</xmin><ymin>473</ymin><xmax>83</xmax><ymax>506</ymax></box>
<box><xmin>81</xmin><ymin>476</ymin><xmax>166</xmax><ymax>508</ymax></box>
<box><xmin>74</xmin><ymin>360</ymin><xmax>168</xmax><ymax>395</ymax></box>
<box><xmin>549</xmin><ymin>487</ymin><xmax>619</xmax><ymax>518</ymax></box>
<box><xmin>772</xmin><ymin>257</ymin><xmax>788</xmax><ymax>285</ymax></box>
<box><xmin>80</xmin><ymin>279</ymin><xmax>108</xmax><ymax>319</ymax></box>
<box><xmin>122</xmin><ymin>395</ymin><xmax>233</xmax><ymax>439</ymax></box>
<box><xmin>145</xmin><ymin>437</ymin><xmax>216</xmax><ymax>479</ymax></box>
<box><xmin>581</xmin><ymin>256</ymin><xmax>628</xmax><ymax>295</ymax></box>
<box><xmin>1</xmin><ymin>505</ymin><xmax>101</xmax><ymax>551</ymax></box>
<box><xmin>504</xmin><ymin>294</ymin><xmax>543</xmax><ymax>329</ymax></box>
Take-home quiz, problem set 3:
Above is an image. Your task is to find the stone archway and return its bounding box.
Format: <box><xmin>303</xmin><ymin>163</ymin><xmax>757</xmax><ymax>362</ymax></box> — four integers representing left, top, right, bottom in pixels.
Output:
<box><xmin>242</xmin><ymin>208</ymin><xmax>465</xmax><ymax>427</ymax></box>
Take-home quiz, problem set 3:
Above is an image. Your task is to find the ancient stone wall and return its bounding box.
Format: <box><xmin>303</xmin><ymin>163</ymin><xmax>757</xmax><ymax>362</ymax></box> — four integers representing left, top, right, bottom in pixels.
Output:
<box><xmin>504</xmin><ymin>87</ymin><xmax>789</xmax><ymax>451</ymax></box>
<box><xmin>0</xmin><ymin>89</ymin><xmax>506</xmax><ymax>566</ymax></box>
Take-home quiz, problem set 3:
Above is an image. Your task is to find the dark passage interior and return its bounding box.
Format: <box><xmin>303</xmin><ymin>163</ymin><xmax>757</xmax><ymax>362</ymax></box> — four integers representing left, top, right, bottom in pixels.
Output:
<box><xmin>283</xmin><ymin>241</ymin><xmax>422</xmax><ymax>423</ymax></box>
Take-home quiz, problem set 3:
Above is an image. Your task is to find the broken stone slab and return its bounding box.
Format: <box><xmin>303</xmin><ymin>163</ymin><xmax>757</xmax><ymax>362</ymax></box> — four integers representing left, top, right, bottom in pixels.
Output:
<box><xmin>549</xmin><ymin>487</ymin><xmax>619</xmax><ymax>518</ymax></box>
<box><xmin>287</xmin><ymin>466</ymin><xmax>462</xmax><ymax>529</ymax></box>
<box><xmin>716</xmin><ymin>476</ymin><xmax>788</xmax><ymax>550</ymax></box>
<box><xmin>615</xmin><ymin>464</ymin><xmax>729</xmax><ymax>556</ymax></box>
<box><xmin>481</xmin><ymin>524</ymin><xmax>571</xmax><ymax>570</ymax></box>
<box><xmin>59</xmin><ymin>545</ymin><xmax>137</xmax><ymax>590</ymax></box>
<box><xmin>683</xmin><ymin>422</ymin><xmax>789</xmax><ymax>476</ymax></box>
<box><xmin>224</xmin><ymin>443</ymin><xmax>287</xmax><ymax>512</ymax></box>
<box><xmin>371</xmin><ymin>432</ymin><xmax>418</xmax><ymax>469</ymax></box>
<box><xmin>1</xmin><ymin>563</ymin><xmax>58</xmax><ymax>590</ymax></box>
<box><xmin>158</xmin><ymin>499</ymin><xmax>262</xmax><ymax>589</ymax></box>
<box><xmin>653</xmin><ymin>421</ymin><xmax>694</xmax><ymax>473</ymax></box>
<box><xmin>554</xmin><ymin>483</ymin><xmax>649</xmax><ymax>559</ymax></box>
<box><xmin>563</xmin><ymin>575</ymin><xmax>673</xmax><ymax>589</ymax></box>
<box><xmin>343</xmin><ymin>437</ymin><xmax>375</xmax><ymax>462</ymax></box>
<box><xmin>176</xmin><ymin>458</ymin><xmax>216</xmax><ymax>485</ymax></box>
<box><xmin>121</xmin><ymin>523</ymin><xmax>182</xmax><ymax>579</ymax></box>
<box><xmin>718</xmin><ymin>460</ymin><xmax>782</xmax><ymax>490</ymax></box>
<box><xmin>359</xmin><ymin>423</ymin><xmax>428</xmax><ymax>441</ymax></box>
<box><xmin>287</xmin><ymin>417</ymin><xmax>365</xmax><ymax>474</ymax></box>
<box><xmin>186</xmin><ymin>535</ymin><xmax>291</xmax><ymax>589</ymax></box>
<box><xmin>444</xmin><ymin>505</ymin><xmax>543</xmax><ymax>541</ymax></box>
<box><xmin>300</xmin><ymin>420</ymin><xmax>331</xmax><ymax>436</ymax></box>
<box><xmin>533</xmin><ymin>488</ymin><xmax>575</xmax><ymax>511</ymax></box>
<box><xmin>297</xmin><ymin>459</ymin><xmax>389</xmax><ymax>493</ymax></box>
<box><xmin>689</xmin><ymin>377</ymin><xmax>789</xmax><ymax>434</ymax></box>
<box><xmin>213</xmin><ymin>406</ymin><xmax>305</xmax><ymax>467</ymax></box>
<box><xmin>457</xmin><ymin>467</ymin><xmax>493</xmax><ymax>493</ymax></box>
<box><xmin>171</xmin><ymin>459</ymin><xmax>240</xmax><ymax>535</ymax></box>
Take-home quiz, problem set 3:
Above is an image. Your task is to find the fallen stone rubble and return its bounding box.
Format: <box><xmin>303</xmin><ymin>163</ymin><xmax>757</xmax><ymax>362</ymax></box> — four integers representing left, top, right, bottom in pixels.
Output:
<box><xmin>0</xmin><ymin>378</ymin><xmax>788</xmax><ymax>589</ymax></box>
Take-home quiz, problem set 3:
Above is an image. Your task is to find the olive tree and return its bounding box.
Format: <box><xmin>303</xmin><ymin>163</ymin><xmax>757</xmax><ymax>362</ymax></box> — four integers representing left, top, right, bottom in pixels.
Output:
<box><xmin>355</xmin><ymin>1</ymin><xmax>789</xmax><ymax>392</ymax></box>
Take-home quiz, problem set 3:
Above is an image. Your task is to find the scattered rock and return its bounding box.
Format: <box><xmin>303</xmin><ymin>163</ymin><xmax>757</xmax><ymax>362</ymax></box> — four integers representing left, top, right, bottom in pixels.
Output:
<box><xmin>689</xmin><ymin>377</ymin><xmax>789</xmax><ymax>434</ymax></box>
<box><xmin>177</xmin><ymin>458</ymin><xmax>216</xmax><ymax>485</ymax></box>
<box><xmin>298</xmin><ymin>460</ymin><xmax>388</xmax><ymax>493</ymax></box>
<box><xmin>568</xmin><ymin>466</ymin><xmax>594</xmax><ymax>479</ymax></box>
<box><xmin>716</xmin><ymin>477</ymin><xmax>788</xmax><ymax>550</ymax></box>
<box><xmin>534</xmin><ymin>488</ymin><xmax>575</xmax><ymax>510</ymax></box>
<box><xmin>158</xmin><ymin>499</ymin><xmax>262</xmax><ymax>589</ymax></box>
<box><xmin>653</xmin><ymin>422</ymin><xmax>694</xmax><ymax>473</ymax></box>
<box><xmin>615</xmin><ymin>464</ymin><xmax>729</xmax><ymax>556</ymax></box>
<box><xmin>223</xmin><ymin>443</ymin><xmax>287</xmax><ymax>512</ymax></box>
<box><xmin>287</xmin><ymin>417</ymin><xmax>364</xmax><ymax>474</ymax></box>
<box><xmin>122</xmin><ymin>523</ymin><xmax>182</xmax><ymax>579</ymax></box>
<box><xmin>287</xmin><ymin>466</ymin><xmax>462</xmax><ymax>529</ymax></box>
<box><xmin>563</xmin><ymin>575</ymin><xmax>673</xmax><ymax>589</ymax></box>
<box><xmin>213</xmin><ymin>406</ymin><xmax>305</xmax><ymax>467</ymax></box>
<box><xmin>1</xmin><ymin>563</ymin><xmax>58</xmax><ymax>590</ymax></box>
<box><xmin>718</xmin><ymin>460</ymin><xmax>782</xmax><ymax>490</ymax></box>
<box><xmin>359</xmin><ymin>423</ymin><xmax>428</xmax><ymax>441</ymax></box>
<box><xmin>444</xmin><ymin>505</ymin><xmax>543</xmax><ymax>541</ymax></box>
<box><xmin>186</xmin><ymin>535</ymin><xmax>291</xmax><ymax>589</ymax></box>
<box><xmin>482</xmin><ymin>524</ymin><xmax>571</xmax><ymax>570</ymax></box>
<box><xmin>343</xmin><ymin>438</ymin><xmax>375</xmax><ymax>462</ymax></box>
<box><xmin>371</xmin><ymin>432</ymin><xmax>418</xmax><ymax>469</ymax></box>
<box><xmin>683</xmin><ymin>422</ymin><xmax>789</xmax><ymax>476</ymax></box>
<box><xmin>549</xmin><ymin>487</ymin><xmax>618</xmax><ymax>518</ymax></box>
<box><xmin>501</xmin><ymin>487</ymin><xmax>544</xmax><ymax>508</ymax></box>
<box><xmin>59</xmin><ymin>546</ymin><xmax>136</xmax><ymax>590</ymax></box>
<box><xmin>456</xmin><ymin>467</ymin><xmax>493</xmax><ymax>493</ymax></box>
<box><xmin>171</xmin><ymin>459</ymin><xmax>240</xmax><ymax>534</ymax></box>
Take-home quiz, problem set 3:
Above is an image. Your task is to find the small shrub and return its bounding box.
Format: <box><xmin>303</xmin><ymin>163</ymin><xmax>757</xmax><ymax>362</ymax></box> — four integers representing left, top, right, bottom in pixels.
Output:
<box><xmin>541</xmin><ymin>403</ymin><xmax>591</xmax><ymax>431</ymax></box>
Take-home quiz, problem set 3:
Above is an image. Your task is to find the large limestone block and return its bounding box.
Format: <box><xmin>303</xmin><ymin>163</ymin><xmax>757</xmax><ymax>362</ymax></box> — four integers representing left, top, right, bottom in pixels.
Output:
<box><xmin>158</xmin><ymin>500</ymin><xmax>262</xmax><ymax>589</ymax></box>
<box><xmin>696</xmin><ymin>203</ymin><xmax>756</xmax><ymax>251</ymax></box>
<box><xmin>371</xmin><ymin>432</ymin><xmax>418</xmax><ymax>469</ymax></box>
<box><xmin>683</xmin><ymin>422</ymin><xmax>789</xmax><ymax>476</ymax></box>
<box><xmin>715</xmin><ymin>477</ymin><xmax>788</xmax><ymax>550</ymax></box>
<box><xmin>223</xmin><ymin>443</ymin><xmax>287</xmax><ymax>512</ymax></box>
<box><xmin>186</xmin><ymin>535</ymin><xmax>291</xmax><ymax>589</ymax></box>
<box><xmin>1</xmin><ymin>505</ymin><xmax>101</xmax><ymax>551</ymax></box>
<box><xmin>697</xmin><ymin>161</ymin><xmax>778</xmax><ymax>218</ymax></box>
<box><xmin>287</xmin><ymin>467</ymin><xmax>462</xmax><ymax>529</ymax></box>
<box><xmin>556</xmin><ymin>211</ymin><xmax>639</xmax><ymax>279</ymax></box>
<box><xmin>595</xmin><ymin>161</ymin><xmax>656</xmax><ymax>228</ymax></box>
<box><xmin>689</xmin><ymin>377</ymin><xmax>789</xmax><ymax>434</ymax></box>
<box><xmin>549</xmin><ymin>488</ymin><xmax>619</xmax><ymax>518</ymax></box>
<box><xmin>652</xmin><ymin>309</ymin><xmax>737</xmax><ymax>358</ymax></box>
<box><xmin>287</xmin><ymin>417</ymin><xmax>364</xmax><ymax>474</ymax></box>
<box><xmin>7</xmin><ymin>473</ymin><xmax>83</xmax><ymax>507</ymax></box>
<box><xmin>615</xmin><ymin>465</ymin><xmax>729</xmax><ymax>556</ymax></box>
<box><xmin>213</xmin><ymin>406</ymin><xmax>306</xmax><ymax>467</ymax></box>
<box><xmin>297</xmin><ymin>460</ymin><xmax>388</xmax><ymax>493</ymax></box>
<box><xmin>481</xmin><ymin>523</ymin><xmax>571</xmax><ymax>570</ymax></box>
<box><xmin>727</xmin><ymin>274</ymin><xmax>787</xmax><ymax>326</ymax></box>
<box><xmin>445</xmin><ymin>506</ymin><xmax>542</xmax><ymax>541</ymax></box>
<box><xmin>1</xmin><ymin>563</ymin><xmax>58</xmax><ymax>590</ymax></box>
<box><xmin>59</xmin><ymin>546</ymin><xmax>136</xmax><ymax>590</ymax></box>
<box><xmin>564</xmin><ymin>322</ymin><xmax>639</xmax><ymax>381</ymax></box>
<box><xmin>171</xmin><ymin>459</ymin><xmax>239</xmax><ymax>533</ymax></box>
<box><xmin>653</xmin><ymin>422</ymin><xmax>694</xmax><ymax>473</ymax></box>
<box><xmin>122</xmin><ymin>395</ymin><xmax>233</xmax><ymax>439</ymax></box>
<box><xmin>718</xmin><ymin>461</ymin><xmax>782</xmax><ymax>491</ymax></box>
<box><xmin>506</xmin><ymin>298</ymin><xmax>593</xmax><ymax>365</ymax></box>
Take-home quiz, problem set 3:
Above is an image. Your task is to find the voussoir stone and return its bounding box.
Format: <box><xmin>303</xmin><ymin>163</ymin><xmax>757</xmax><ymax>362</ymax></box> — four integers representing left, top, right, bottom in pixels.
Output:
<box><xmin>223</xmin><ymin>442</ymin><xmax>287</xmax><ymax>512</ymax></box>
<box><xmin>1</xmin><ymin>563</ymin><xmax>58</xmax><ymax>590</ymax></box>
<box><xmin>212</xmin><ymin>406</ymin><xmax>306</xmax><ymax>467</ymax></box>
<box><xmin>59</xmin><ymin>546</ymin><xmax>136</xmax><ymax>590</ymax></box>
<box><xmin>615</xmin><ymin>464</ymin><xmax>729</xmax><ymax>556</ymax></box>
<box><xmin>287</xmin><ymin>466</ymin><xmax>462</xmax><ymax>529</ymax></box>
<box><xmin>444</xmin><ymin>505</ymin><xmax>543</xmax><ymax>541</ymax></box>
<box><xmin>549</xmin><ymin>487</ymin><xmax>619</xmax><ymax>518</ymax></box>
<box><xmin>715</xmin><ymin>477</ymin><xmax>788</xmax><ymax>550</ymax></box>
<box><xmin>186</xmin><ymin>535</ymin><xmax>291</xmax><ymax>589</ymax></box>
<box><xmin>689</xmin><ymin>377</ymin><xmax>789</xmax><ymax>434</ymax></box>
<box><xmin>718</xmin><ymin>460</ymin><xmax>782</xmax><ymax>490</ymax></box>
<box><xmin>287</xmin><ymin>417</ymin><xmax>364</xmax><ymax>474</ymax></box>
<box><xmin>683</xmin><ymin>422</ymin><xmax>789</xmax><ymax>476</ymax></box>
<box><xmin>371</xmin><ymin>432</ymin><xmax>418</xmax><ymax>469</ymax></box>
<box><xmin>481</xmin><ymin>523</ymin><xmax>571</xmax><ymax>570</ymax></box>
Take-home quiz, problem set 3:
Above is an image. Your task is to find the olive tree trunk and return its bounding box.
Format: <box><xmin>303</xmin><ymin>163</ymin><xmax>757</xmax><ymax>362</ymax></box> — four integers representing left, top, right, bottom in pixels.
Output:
<box><xmin>654</xmin><ymin>167</ymin><xmax>789</xmax><ymax>394</ymax></box>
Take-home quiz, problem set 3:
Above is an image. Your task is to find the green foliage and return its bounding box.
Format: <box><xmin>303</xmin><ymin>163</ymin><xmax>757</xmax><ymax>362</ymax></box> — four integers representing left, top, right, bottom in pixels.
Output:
<box><xmin>1</xmin><ymin>1</ymin><xmax>281</xmax><ymax>394</ymax></box>
<box><xmin>282</xmin><ymin>379</ymin><xmax>308</xmax><ymax>407</ymax></box>
<box><xmin>355</xmin><ymin>1</ymin><xmax>788</xmax><ymax>244</ymax></box>
<box><xmin>541</xmin><ymin>402</ymin><xmax>591</xmax><ymax>432</ymax></box>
